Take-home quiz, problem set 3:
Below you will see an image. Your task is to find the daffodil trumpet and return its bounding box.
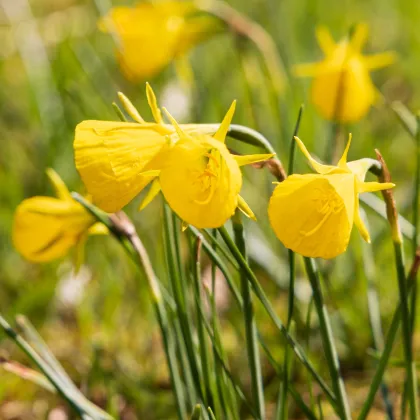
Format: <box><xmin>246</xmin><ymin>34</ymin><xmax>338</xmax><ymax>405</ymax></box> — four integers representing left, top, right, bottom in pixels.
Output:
<box><xmin>294</xmin><ymin>24</ymin><xmax>395</xmax><ymax>123</ymax></box>
<box><xmin>12</xmin><ymin>169</ymin><xmax>107</xmax><ymax>263</ymax></box>
<box><xmin>268</xmin><ymin>135</ymin><xmax>394</xmax><ymax>259</ymax></box>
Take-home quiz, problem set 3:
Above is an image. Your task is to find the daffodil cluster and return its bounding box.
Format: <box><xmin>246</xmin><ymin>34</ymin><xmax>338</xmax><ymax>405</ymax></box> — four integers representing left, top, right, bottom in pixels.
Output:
<box><xmin>268</xmin><ymin>136</ymin><xmax>394</xmax><ymax>259</ymax></box>
<box><xmin>294</xmin><ymin>24</ymin><xmax>395</xmax><ymax>122</ymax></box>
<box><xmin>74</xmin><ymin>84</ymin><xmax>273</xmax><ymax>229</ymax></box>
<box><xmin>100</xmin><ymin>1</ymin><xmax>220</xmax><ymax>81</ymax></box>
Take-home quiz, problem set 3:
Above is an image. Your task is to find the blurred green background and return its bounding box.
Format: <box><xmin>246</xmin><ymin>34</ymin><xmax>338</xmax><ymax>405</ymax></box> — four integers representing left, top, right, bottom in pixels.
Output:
<box><xmin>1</xmin><ymin>0</ymin><xmax>419</xmax><ymax>418</ymax></box>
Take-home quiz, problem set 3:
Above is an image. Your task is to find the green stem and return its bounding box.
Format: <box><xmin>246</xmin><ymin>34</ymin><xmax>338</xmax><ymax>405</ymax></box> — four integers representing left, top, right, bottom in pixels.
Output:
<box><xmin>410</xmin><ymin>115</ymin><xmax>420</xmax><ymax>341</ymax></box>
<box><xmin>232</xmin><ymin>212</ymin><xmax>265</xmax><ymax>420</ymax></box>
<box><xmin>192</xmin><ymin>237</ymin><xmax>214</xmax><ymax>410</ymax></box>
<box><xmin>303</xmin><ymin>258</ymin><xmax>351</xmax><ymax>420</ymax></box>
<box><xmin>393</xmin><ymin>242</ymin><xmax>419</xmax><ymax>420</ymax></box>
<box><xmin>217</xmin><ymin>226</ymin><xmax>339</xmax><ymax>413</ymax></box>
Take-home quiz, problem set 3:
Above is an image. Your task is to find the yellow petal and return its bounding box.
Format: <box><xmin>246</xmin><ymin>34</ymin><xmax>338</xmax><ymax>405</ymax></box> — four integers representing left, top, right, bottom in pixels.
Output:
<box><xmin>46</xmin><ymin>168</ymin><xmax>72</xmax><ymax>201</ymax></box>
<box><xmin>337</xmin><ymin>133</ymin><xmax>352</xmax><ymax>168</ymax></box>
<box><xmin>363</xmin><ymin>51</ymin><xmax>396</xmax><ymax>71</ymax></box>
<box><xmin>294</xmin><ymin>137</ymin><xmax>336</xmax><ymax>174</ymax></box>
<box><xmin>316</xmin><ymin>26</ymin><xmax>336</xmax><ymax>55</ymax></box>
<box><xmin>138</xmin><ymin>178</ymin><xmax>161</xmax><ymax>211</ymax></box>
<box><xmin>357</xmin><ymin>181</ymin><xmax>395</xmax><ymax>194</ymax></box>
<box><xmin>13</xmin><ymin>197</ymin><xmax>93</xmax><ymax>262</ymax></box>
<box><xmin>213</xmin><ymin>101</ymin><xmax>236</xmax><ymax>143</ymax></box>
<box><xmin>349</xmin><ymin>23</ymin><xmax>369</xmax><ymax>53</ymax></box>
<box><xmin>347</xmin><ymin>158</ymin><xmax>377</xmax><ymax>182</ymax></box>
<box><xmin>162</xmin><ymin>107</ymin><xmax>189</xmax><ymax>140</ymax></box>
<box><xmin>146</xmin><ymin>83</ymin><xmax>163</xmax><ymax>124</ymax></box>
<box><xmin>117</xmin><ymin>92</ymin><xmax>145</xmax><ymax>123</ymax></box>
<box><xmin>354</xmin><ymin>197</ymin><xmax>371</xmax><ymax>243</ymax></box>
<box><xmin>233</xmin><ymin>153</ymin><xmax>275</xmax><ymax>167</ymax></box>
<box><xmin>268</xmin><ymin>173</ymin><xmax>354</xmax><ymax>259</ymax></box>
<box><xmin>237</xmin><ymin>195</ymin><xmax>256</xmax><ymax>221</ymax></box>
<box><xmin>74</xmin><ymin>120</ymin><xmax>169</xmax><ymax>213</ymax></box>
<box><xmin>88</xmin><ymin>222</ymin><xmax>109</xmax><ymax>235</ymax></box>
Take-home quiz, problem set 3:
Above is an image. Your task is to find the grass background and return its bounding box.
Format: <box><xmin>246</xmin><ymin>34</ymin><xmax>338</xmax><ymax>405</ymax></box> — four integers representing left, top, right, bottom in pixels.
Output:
<box><xmin>0</xmin><ymin>0</ymin><xmax>419</xmax><ymax>418</ymax></box>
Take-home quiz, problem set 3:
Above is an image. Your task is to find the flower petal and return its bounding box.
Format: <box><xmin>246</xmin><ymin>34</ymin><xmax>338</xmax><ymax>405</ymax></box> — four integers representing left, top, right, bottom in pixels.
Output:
<box><xmin>337</xmin><ymin>133</ymin><xmax>352</xmax><ymax>168</ymax></box>
<box><xmin>213</xmin><ymin>101</ymin><xmax>236</xmax><ymax>143</ymax></box>
<box><xmin>146</xmin><ymin>83</ymin><xmax>163</xmax><ymax>124</ymax></box>
<box><xmin>294</xmin><ymin>137</ymin><xmax>336</xmax><ymax>174</ymax></box>
<box><xmin>46</xmin><ymin>168</ymin><xmax>72</xmax><ymax>201</ymax></box>
<box><xmin>316</xmin><ymin>26</ymin><xmax>336</xmax><ymax>55</ymax></box>
<box><xmin>237</xmin><ymin>195</ymin><xmax>256</xmax><ymax>221</ymax></box>
<box><xmin>354</xmin><ymin>197</ymin><xmax>371</xmax><ymax>243</ymax></box>
<box><xmin>138</xmin><ymin>178</ymin><xmax>162</xmax><ymax>211</ymax></box>
<box><xmin>363</xmin><ymin>52</ymin><xmax>396</xmax><ymax>71</ymax></box>
<box><xmin>357</xmin><ymin>181</ymin><xmax>395</xmax><ymax>193</ymax></box>
<box><xmin>233</xmin><ymin>153</ymin><xmax>274</xmax><ymax>167</ymax></box>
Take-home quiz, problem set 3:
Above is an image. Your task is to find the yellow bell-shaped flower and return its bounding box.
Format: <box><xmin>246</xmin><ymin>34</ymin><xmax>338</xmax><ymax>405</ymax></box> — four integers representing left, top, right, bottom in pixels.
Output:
<box><xmin>12</xmin><ymin>169</ymin><xmax>107</xmax><ymax>263</ymax></box>
<box><xmin>138</xmin><ymin>102</ymin><xmax>274</xmax><ymax>228</ymax></box>
<box><xmin>268</xmin><ymin>135</ymin><xmax>394</xmax><ymax>259</ymax></box>
<box><xmin>294</xmin><ymin>24</ymin><xmax>395</xmax><ymax>122</ymax></box>
<box><xmin>100</xmin><ymin>1</ymin><xmax>219</xmax><ymax>81</ymax></box>
<box><xmin>74</xmin><ymin>84</ymin><xmax>215</xmax><ymax>213</ymax></box>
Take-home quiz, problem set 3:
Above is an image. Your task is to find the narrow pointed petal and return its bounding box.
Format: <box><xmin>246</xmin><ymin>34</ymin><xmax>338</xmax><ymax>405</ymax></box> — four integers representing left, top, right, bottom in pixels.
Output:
<box><xmin>46</xmin><ymin>168</ymin><xmax>72</xmax><ymax>201</ymax></box>
<box><xmin>146</xmin><ymin>82</ymin><xmax>163</xmax><ymax>124</ymax></box>
<box><xmin>138</xmin><ymin>179</ymin><xmax>161</xmax><ymax>211</ymax></box>
<box><xmin>234</xmin><ymin>153</ymin><xmax>275</xmax><ymax>167</ymax></box>
<box><xmin>316</xmin><ymin>26</ymin><xmax>336</xmax><ymax>55</ymax></box>
<box><xmin>354</xmin><ymin>198</ymin><xmax>371</xmax><ymax>243</ymax></box>
<box><xmin>363</xmin><ymin>52</ymin><xmax>396</xmax><ymax>70</ymax></box>
<box><xmin>293</xmin><ymin>62</ymin><xmax>325</xmax><ymax>78</ymax></box>
<box><xmin>338</xmin><ymin>133</ymin><xmax>352</xmax><ymax>168</ymax></box>
<box><xmin>237</xmin><ymin>195</ymin><xmax>256</xmax><ymax>221</ymax></box>
<box><xmin>358</xmin><ymin>181</ymin><xmax>395</xmax><ymax>193</ymax></box>
<box><xmin>350</xmin><ymin>23</ymin><xmax>369</xmax><ymax>53</ymax></box>
<box><xmin>347</xmin><ymin>158</ymin><xmax>377</xmax><ymax>182</ymax></box>
<box><xmin>294</xmin><ymin>136</ymin><xmax>336</xmax><ymax>174</ymax></box>
<box><xmin>118</xmin><ymin>92</ymin><xmax>145</xmax><ymax>123</ymax></box>
<box><xmin>162</xmin><ymin>107</ymin><xmax>189</xmax><ymax>139</ymax></box>
<box><xmin>213</xmin><ymin>101</ymin><xmax>236</xmax><ymax>142</ymax></box>
<box><xmin>88</xmin><ymin>222</ymin><xmax>109</xmax><ymax>235</ymax></box>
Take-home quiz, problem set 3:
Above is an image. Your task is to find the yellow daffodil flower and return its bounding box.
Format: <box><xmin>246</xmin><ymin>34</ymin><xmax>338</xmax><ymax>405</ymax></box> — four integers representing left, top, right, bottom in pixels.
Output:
<box><xmin>139</xmin><ymin>102</ymin><xmax>274</xmax><ymax>228</ymax></box>
<box><xmin>74</xmin><ymin>84</ymin><xmax>215</xmax><ymax>213</ymax></box>
<box><xmin>100</xmin><ymin>1</ymin><xmax>219</xmax><ymax>81</ymax></box>
<box><xmin>294</xmin><ymin>24</ymin><xmax>395</xmax><ymax>122</ymax></box>
<box><xmin>13</xmin><ymin>169</ymin><xmax>107</xmax><ymax>263</ymax></box>
<box><xmin>268</xmin><ymin>135</ymin><xmax>395</xmax><ymax>259</ymax></box>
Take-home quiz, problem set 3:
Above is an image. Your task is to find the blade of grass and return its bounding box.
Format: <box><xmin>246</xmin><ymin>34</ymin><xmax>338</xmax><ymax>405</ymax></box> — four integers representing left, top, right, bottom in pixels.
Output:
<box><xmin>232</xmin><ymin>211</ymin><xmax>265</xmax><ymax>420</ymax></box>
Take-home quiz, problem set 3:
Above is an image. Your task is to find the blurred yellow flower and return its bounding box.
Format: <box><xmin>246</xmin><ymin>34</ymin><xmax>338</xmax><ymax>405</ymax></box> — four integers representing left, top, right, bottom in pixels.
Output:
<box><xmin>268</xmin><ymin>135</ymin><xmax>394</xmax><ymax>259</ymax></box>
<box><xmin>100</xmin><ymin>1</ymin><xmax>219</xmax><ymax>81</ymax></box>
<box><xmin>13</xmin><ymin>169</ymin><xmax>107</xmax><ymax>263</ymax></box>
<box><xmin>74</xmin><ymin>84</ymin><xmax>215</xmax><ymax>213</ymax></box>
<box><xmin>294</xmin><ymin>24</ymin><xmax>395</xmax><ymax>122</ymax></box>
<box><xmin>152</xmin><ymin>102</ymin><xmax>274</xmax><ymax>228</ymax></box>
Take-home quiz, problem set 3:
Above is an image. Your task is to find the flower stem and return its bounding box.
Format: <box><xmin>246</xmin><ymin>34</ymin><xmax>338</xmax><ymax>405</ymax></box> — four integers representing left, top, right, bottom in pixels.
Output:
<box><xmin>303</xmin><ymin>257</ymin><xmax>352</xmax><ymax>420</ymax></box>
<box><xmin>232</xmin><ymin>211</ymin><xmax>265</xmax><ymax>420</ymax></box>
